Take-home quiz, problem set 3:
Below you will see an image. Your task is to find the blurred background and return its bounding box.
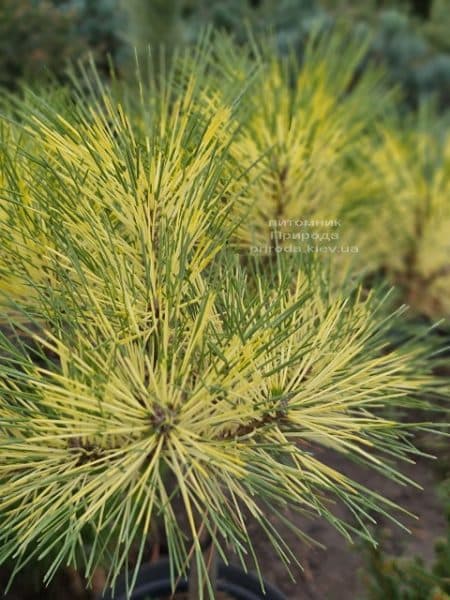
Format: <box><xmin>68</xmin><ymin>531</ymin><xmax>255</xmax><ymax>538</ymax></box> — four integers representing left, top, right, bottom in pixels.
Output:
<box><xmin>1</xmin><ymin>0</ymin><xmax>450</xmax><ymax>109</ymax></box>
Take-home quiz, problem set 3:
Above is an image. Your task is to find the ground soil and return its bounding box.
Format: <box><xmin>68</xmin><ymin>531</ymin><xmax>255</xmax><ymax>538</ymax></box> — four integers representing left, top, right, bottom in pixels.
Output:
<box><xmin>1</xmin><ymin>442</ymin><xmax>446</xmax><ymax>600</ymax></box>
<box><xmin>228</xmin><ymin>445</ymin><xmax>447</xmax><ymax>599</ymax></box>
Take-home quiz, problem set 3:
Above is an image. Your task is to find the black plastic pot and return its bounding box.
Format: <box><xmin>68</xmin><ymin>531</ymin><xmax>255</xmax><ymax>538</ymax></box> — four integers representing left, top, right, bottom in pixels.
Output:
<box><xmin>103</xmin><ymin>558</ymin><xmax>286</xmax><ymax>600</ymax></box>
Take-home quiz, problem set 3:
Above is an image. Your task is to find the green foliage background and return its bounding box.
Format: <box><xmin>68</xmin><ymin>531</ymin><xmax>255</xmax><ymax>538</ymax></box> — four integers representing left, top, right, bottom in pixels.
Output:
<box><xmin>1</xmin><ymin>0</ymin><xmax>450</xmax><ymax>106</ymax></box>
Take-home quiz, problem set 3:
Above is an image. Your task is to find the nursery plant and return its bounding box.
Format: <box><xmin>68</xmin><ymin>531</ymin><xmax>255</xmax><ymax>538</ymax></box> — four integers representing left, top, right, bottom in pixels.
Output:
<box><xmin>195</xmin><ymin>28</ymin><xmax>394</xmax><ymax>253</ymax></box>
<box><xmin>0</xmin><ymin>32</ymin><xmax>447</xmax><ymax>600</ymax></box>
<box><xmin>352</xmin><ymin>103</ymin><xmax>450</xmax><ymax>320</ymax></box>
<box><xmin>363</xmin><ymin>484</ymin><xmax>450</xmax><ymax>599</ymax></box>
<box><xmin>0</xmin><ymin>41</ymin><xmax>248</xmax><ymax>330</ymax></box>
